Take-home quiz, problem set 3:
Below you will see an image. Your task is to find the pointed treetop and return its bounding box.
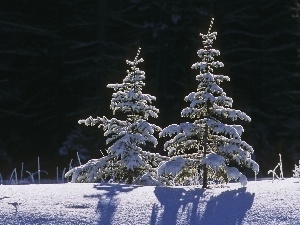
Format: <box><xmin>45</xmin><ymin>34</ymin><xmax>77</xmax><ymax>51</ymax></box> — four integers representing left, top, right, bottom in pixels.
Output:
<box><xmin>126</xmin><ymin>47</ymin><xmax>144</xmax><ymax>69</ymax></box>
<box><xmin>198</xmin><ymin>18</ymin><xmax>217</xmax><ymax>49</ymax></box>
<box><xmin>207</xmin><ymin>18</ymin><xmax>214</xmax><ymax>34</ymax></box>
<box><xmin>134</xmin><ymin>47</ymin><xmax>141</xmax><ymax>61</ymax></box>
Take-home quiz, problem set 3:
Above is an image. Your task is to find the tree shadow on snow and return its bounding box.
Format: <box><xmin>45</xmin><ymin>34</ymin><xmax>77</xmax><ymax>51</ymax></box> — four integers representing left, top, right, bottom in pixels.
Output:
<box><xmin>151</xmin><ymin>187</ymin><xmax>205</xmax><ymax>225</ymax></box>
<box><xmin>200</xmin><ymin>187</ymin><xmax>255</xmax><ymax>225</ymax></box>
<box><xmin>152</xmin><ymin>186</ymin><xmax>254</xmax><ymax>225</ymax></box>
<box><xmin>84</xmin><ymin>183</ymin><xmax>137</xmax><ymax>225</ymax></box>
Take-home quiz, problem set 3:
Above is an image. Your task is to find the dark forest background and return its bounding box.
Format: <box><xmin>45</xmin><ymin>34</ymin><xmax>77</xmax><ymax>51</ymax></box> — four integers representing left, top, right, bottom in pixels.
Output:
<box><xmin>0</xmin><ymin>0</ymin><xmax>299</xmax><ymax>179</ymax></box>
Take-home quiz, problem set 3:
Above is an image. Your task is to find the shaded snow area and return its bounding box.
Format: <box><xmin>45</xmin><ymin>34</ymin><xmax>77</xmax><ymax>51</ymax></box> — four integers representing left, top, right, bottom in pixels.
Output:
<box><xmin>1</xmin><ymin>178</ymin><xmax>300</xmax><ymax>225</ymax></box>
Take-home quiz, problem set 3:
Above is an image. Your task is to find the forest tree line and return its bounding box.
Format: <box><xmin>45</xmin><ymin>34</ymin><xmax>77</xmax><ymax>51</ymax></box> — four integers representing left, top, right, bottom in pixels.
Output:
<box><xmin>0</xmin><ymin>0</ymin><xmax>299</xmax><ymax>178</ymax></box>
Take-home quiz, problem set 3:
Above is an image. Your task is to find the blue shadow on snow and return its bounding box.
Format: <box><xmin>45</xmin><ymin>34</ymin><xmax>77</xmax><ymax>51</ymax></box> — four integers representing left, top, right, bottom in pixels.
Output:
<box><xmin>152</xmin><ymin>186</ymin><xmax>254</xmax><ymax>225</ymax></box>
<box><xmin>84</xmin><ymin>183</ymin><xmax>137</xmax><ymax>225</ymax></box>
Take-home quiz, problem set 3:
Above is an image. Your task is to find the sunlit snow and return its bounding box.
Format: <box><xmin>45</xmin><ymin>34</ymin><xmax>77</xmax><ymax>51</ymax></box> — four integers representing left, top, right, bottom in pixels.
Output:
<box><xmin>0</xmin><ymin>178</ymin><xmax>299</xmax><ymax>224</ymax></box>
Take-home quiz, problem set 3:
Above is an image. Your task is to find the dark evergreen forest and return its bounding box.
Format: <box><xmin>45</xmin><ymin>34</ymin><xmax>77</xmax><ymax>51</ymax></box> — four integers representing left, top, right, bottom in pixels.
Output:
<box><xmin>0</xmin><ymin>0</ymin><xmax>299</xmax><ymax>178</ymax></box>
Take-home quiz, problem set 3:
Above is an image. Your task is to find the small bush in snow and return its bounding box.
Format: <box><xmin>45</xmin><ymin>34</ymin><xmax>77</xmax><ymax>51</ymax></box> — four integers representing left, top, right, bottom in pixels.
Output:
<box><xmin>268</xmin><ymin>154</ymin><xmax>284</xmax><ymax>181</ymax></box>
<box><xmin>292</xmin><ymin>160</ymin><xmax>300</xmax><ymax>178</ymax></box>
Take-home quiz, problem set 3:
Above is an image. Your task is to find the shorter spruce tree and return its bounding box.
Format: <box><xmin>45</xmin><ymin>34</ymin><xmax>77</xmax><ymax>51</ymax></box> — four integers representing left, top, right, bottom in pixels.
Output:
<box><xmin>66</xmin><ymin>48</ymin><xmax>166</xmax><ymax>184</ymax></box>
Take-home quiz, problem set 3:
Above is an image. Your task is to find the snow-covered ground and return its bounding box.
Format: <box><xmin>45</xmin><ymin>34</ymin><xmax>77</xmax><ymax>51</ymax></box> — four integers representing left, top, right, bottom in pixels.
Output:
<box><xmin>0</xmin><ymin>178</ymin><xmax>299</xmax><ymax>225</ymax></box>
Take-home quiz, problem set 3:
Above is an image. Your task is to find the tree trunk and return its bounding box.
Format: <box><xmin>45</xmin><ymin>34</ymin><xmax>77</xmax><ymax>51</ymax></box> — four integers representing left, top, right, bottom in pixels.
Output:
<box><xmin>202</xmin><ymin>122</ymin><xmax>208</xmax><ymax>188</ymax></box>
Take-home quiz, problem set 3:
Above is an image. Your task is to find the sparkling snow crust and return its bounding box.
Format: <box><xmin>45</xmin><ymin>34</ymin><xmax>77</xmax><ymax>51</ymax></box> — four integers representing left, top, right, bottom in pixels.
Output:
<box><xmin>0</xmin><ymin>178</ymin><xmax>299</xmax><ymax>224</ymax></box>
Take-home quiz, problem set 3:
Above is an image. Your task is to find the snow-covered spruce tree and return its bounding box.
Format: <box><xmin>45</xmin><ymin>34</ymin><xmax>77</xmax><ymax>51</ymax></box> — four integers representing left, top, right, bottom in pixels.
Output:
<box><xmin>65</xmin><ymin>48</ymin><xmax>166</xmax><ymax>184</ymax></box>
<box><xmin>159</xmin><ymin>18</ymin><xmax>259</xmax><ymax>188</ymax></box>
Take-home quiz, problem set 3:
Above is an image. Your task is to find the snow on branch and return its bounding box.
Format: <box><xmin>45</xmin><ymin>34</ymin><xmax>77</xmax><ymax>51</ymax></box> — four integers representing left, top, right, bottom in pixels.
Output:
<box><xmin>157</xmin><ymin>156</ymin><xmax>186</xmax><ymax>177</ymax></box>
<box><xmin>65</xmin><ymin>156</ymin><xmax>111</xmax><ymax>183</ymax></box>
<box><xmin>201</xmin><ymin>153</ymin><xmax>226</xmax><ymax>171</ymax></box>
<box><xmin>224</xmin><ymin>167</ymin><xmax>248</xmax><ymax>187</ymax></box>
<box><xmin>78</xmin><ymin>116</ymin><xmax>101</xmax><ymax>127</ymax></box>
<box><xmin>205</xmin><ymin>118</ymin><xmax>243</xmax><ymax>139</ymax></box>
<box><xmin>213</xmin><ymin>108</ymin><xmax>251</xmax><ymax>122</ymax></box>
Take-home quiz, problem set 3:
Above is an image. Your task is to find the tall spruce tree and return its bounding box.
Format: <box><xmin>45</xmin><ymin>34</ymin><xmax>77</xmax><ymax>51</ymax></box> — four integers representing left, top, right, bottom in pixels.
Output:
<box><xmin>160</xmin><ymin>19</ymin><xmax>259</xmax><ymax>188</ymax></box>
<box><xmin>66</xmin><ymin>48</ymin><xmax>165</xmax><ymax>184</ymax></box>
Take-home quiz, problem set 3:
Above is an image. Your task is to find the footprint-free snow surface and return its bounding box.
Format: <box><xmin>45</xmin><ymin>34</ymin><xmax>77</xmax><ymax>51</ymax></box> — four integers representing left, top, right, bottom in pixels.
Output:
<box><xmin>0</xmin><ymin>178</ymin><xmax>299</xmax><ymax>225</ymax></box>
